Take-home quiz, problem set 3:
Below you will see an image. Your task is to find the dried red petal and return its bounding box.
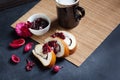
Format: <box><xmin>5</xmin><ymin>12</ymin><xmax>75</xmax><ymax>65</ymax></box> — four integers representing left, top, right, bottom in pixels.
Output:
<box><xmin>26</xmin><ymin>66</ymin><xmax>32</xmax><ymax>71</ymax></box>
<box><xmin>11</xmin><ymin>54</ymin><xmax>20</xmax><ymax>63</ymax></box>
<box><xmin>9</xmin><ymin>38</ymin><xmax>25</xmax><ymax>48</ymax></box>
<box><xmin>24</xmin><ymin>42</ymin><xmax>33</xmax><ymax>52</ymax></box>
<box><xmin>15</xmin><ymin>22</ymin><xmax>32</xmax><ymax>38</ymax></box>
<box><xmin>25</xmin><ymin>59</ymin><xmax>35</xmax><ymax>71</ymax></box>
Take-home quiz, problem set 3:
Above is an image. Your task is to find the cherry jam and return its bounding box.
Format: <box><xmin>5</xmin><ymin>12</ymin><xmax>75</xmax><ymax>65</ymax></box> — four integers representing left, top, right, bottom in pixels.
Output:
<box><xmin>30</xmin><ymin>18</ymin><xmax>49</xmax><ymax>30</ymax></box>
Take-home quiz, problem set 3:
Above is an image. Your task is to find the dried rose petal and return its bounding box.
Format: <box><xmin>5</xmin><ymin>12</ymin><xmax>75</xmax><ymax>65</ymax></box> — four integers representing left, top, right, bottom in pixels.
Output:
<box><xmin>24</xmin><ymin>42</ymin><xmax>34</xmax><ymax>52</ymax></box>
<box><xmin>26</xmin><ymin>66</ymin><xmax>32</xmax><ymax>71</ymax></box>
<box><xmin>25</xmin><ymin>59</ymin><xmax>35</xmax><ymax>71</ymax></box>
<box><xmin>11</xmin><ymin>54</ymin><xmax>20</xmax><ymax>63</ymax></box>
<box><xmin>9</xmin><ymin>38</ymin><xmax>25</xmax><ymax>48</ymax></box>
<box><xmin>15</xmin><ymin>22</ymin><xmax>32</xmax><ymax>38</ymax></box>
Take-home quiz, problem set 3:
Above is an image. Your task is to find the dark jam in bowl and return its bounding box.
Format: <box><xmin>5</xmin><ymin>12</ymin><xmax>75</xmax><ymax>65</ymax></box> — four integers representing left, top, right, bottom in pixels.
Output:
<box><xmin>30</xmin><ymin>18</ymin><xmax>49</xmax><ymax>30</ymax></box>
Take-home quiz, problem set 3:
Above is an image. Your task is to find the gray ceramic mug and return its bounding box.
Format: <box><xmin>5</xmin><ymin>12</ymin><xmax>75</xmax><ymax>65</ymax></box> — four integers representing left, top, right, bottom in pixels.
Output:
<box><xmin>55</xmin><ymin>0</ymin><xmax>85</xmax><ymax>29</ymax></box>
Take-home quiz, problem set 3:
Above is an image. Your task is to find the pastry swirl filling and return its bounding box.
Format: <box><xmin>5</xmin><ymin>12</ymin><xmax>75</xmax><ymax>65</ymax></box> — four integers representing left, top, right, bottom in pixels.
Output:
<box><xmin>34</xmin><ymin>50</ymin><xmax>48</xmax><ymax>60</ymax></box>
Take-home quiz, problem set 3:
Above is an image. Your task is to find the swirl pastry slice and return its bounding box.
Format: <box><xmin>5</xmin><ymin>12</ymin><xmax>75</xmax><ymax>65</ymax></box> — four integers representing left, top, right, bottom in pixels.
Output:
<box><xmin>51</xmin><ymin>30</ymin><xmax>77</xmax><ymax>55</ymax></box>
<box><xmin>32</xmin><ymin>44</ymin><xmax>56</xmax><ymax>68</ymax></box>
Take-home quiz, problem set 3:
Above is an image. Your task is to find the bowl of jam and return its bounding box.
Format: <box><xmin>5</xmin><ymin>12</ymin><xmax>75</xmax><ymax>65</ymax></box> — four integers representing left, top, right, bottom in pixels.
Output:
<box><xmin>28</xmin><ymin>13</ymin><xmax>51</xmax><ymax>36</ymax></box>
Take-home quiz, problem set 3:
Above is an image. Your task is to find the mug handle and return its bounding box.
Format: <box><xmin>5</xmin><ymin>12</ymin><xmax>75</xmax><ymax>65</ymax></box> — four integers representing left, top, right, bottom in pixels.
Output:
<box><xmin>74</xmin><ymin>6</ymin><xmax>85</xmax><ymax>21</ymax></box>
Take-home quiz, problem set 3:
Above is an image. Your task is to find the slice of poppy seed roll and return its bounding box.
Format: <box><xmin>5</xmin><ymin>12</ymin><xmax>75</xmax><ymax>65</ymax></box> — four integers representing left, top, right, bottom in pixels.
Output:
<box><xmin>32</xmin><ymin>44</ymin><xmax>56</xmax><ymax>68</ymax></box>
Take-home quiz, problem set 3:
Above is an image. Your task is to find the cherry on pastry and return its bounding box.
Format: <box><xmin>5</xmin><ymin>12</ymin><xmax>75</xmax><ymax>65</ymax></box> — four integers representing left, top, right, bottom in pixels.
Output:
<box><xmin>32</xmin><ymin>44</ymin><xmax>56</xmax><ymax>68</ymax></box>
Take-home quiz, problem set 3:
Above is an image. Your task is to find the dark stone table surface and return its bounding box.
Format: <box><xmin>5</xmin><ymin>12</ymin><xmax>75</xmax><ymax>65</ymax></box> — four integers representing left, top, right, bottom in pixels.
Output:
<box><xmin>0</xmin><ymin>0</ymin><xmax>37</xmax><ymax>11</ymax></box>
<box><xmin>0</xmin><ymin>1</ymin><xmax>120</xmax><ymax>80</ymax></box>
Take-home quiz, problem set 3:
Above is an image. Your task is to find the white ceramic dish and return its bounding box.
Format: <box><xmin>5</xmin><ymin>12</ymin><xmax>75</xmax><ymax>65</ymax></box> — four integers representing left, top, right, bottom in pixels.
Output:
<box><xmin>28</xmin><ymin>13</ymin><xmax>51</xmax><ymax>36</ymax></box>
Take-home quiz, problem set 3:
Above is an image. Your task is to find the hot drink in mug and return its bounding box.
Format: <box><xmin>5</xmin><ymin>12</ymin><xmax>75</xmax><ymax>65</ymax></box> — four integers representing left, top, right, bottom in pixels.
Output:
<box><xmin>55</xmin><ymin>0</ymin><xmax>85</xmax><ymax>29</ymax></box>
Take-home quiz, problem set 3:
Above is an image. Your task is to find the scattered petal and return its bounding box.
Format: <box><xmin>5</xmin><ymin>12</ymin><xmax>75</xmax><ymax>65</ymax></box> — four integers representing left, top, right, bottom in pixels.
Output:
<box><xmin>25</xmin><ymin>59</ymin><xmax>35</xmax><ymax>71</ymax></box>
<box><xmin>24</xmin><ymin>42</ymin><xmax>34</xmax><ymax>52</ymax></box>
<box><xmin>15</xmin><ymin>22</ymin><xmax>32</xmax><ymax>38</ymax></box>
<box><xmin>11</xmin><ymin>54</ymin><xmax>20</xmax><ymax>63</ymax></box>
<box><xmin>9</xmin><ymin>38</ymin><xmax>25</xmax><ymax>48</ymax></box>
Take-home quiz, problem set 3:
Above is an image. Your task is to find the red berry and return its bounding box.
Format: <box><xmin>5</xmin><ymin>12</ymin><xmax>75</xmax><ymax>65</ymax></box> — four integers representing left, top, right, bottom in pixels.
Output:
<box><xmin>51</xmin><ymin>32</ymin><xmax>65</xmax><ymax>39</ymax></box>
<box><xmin>43</xmin><ymin>43</ymin><xmax>51</xmax><ymax>54</ymax></box>
<box><xmin>48</xmin><ymin>41</ymin><xmax>60</xmax><ymax>54</ymax></box>
<box><xmin>53</xmin><ymin>65</ymin><xmax>62</xmax><ymax>73</ymax></box>
<box><xmin>30</xmin><ymin>18</ymin><xmax>49</xmax><ymax>30</ymax></box>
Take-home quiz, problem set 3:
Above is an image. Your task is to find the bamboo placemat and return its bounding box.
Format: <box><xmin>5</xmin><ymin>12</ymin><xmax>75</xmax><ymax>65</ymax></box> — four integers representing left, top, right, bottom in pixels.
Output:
<box><xmin>11</xmin><ymin>0</ymin><xmax>120</xmax><ymax>66</ymax></box>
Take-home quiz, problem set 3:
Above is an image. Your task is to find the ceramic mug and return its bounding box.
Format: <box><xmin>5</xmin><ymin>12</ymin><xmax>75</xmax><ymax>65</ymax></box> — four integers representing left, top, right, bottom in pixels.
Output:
<box><xmin>55</xmin><ymin>0</ymin><xmax>85</xmax><ymax>29</ymax></box>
